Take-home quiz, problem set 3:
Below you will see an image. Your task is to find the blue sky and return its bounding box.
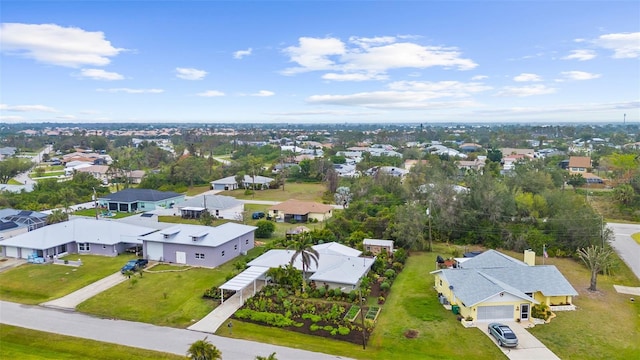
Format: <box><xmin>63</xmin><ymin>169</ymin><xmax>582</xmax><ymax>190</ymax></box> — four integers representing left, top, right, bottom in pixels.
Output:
<box><xmin>1</xmin><ymin>1</ymin><xmax>639</xmax><ymax>124</ymax></box>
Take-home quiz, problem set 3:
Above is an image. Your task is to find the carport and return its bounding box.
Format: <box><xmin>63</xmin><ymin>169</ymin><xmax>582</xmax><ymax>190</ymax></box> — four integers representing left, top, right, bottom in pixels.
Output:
<box><xmin>219</xmin><ymin>266</ymin><xmax>270</xmax><ymax>305</ymax></box>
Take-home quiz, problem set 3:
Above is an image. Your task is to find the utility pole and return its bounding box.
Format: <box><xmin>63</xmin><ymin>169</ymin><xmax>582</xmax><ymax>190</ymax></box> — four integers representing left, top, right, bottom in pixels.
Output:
<box><xmin>93</xmin><ymin>187</ymin><xmax>98</xmax><ymax>220</ymax></box>
<box><xmin>426</xmin><ymin>202</ymin><xmax>433</xmax><ymax>252</ymax></box>
<box><xmin>359</xmin><ymin>288</ymin><xmax>366</xmax><ymax>350</ymax></box>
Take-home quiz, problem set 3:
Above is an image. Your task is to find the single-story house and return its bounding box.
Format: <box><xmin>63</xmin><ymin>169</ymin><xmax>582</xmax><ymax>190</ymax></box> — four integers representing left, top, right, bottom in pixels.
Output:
<box><xmin>140</xmin><ymin>222</ymin><xmax>257</xmax><ymax>268</ymax></box>
<box><xmin>0</xmin><ymin>218</ymin><xmax>156</xmax><ymax>260</ymax></box>
<box><xmin>241</xmin><ymin>175</ymin><xmax>274</xmax><ymax>190</ymax></box>
<box><xmin>246</xmin><ymin>242</ymin><xmax>375</xmax><ymax>290</ymax></box>
<box><xmin>177</xmin><ymin>194</ymin><xmax>244</xmax><ymax>221</ymax></box>
<box><xmin>363</xmin><ymin>238</ymin><xmax>394</xmax><ymax>255</ymax></box>
<box><xmin>98</xmin><ymin>188</ymin><xmax>185</xmax><ymax>213</ymax></box>
<box><xmin>268</xmin><ymin>199</ymin><xmax>333</xmax><ymax>223</ymax></box>
<box><xmin>210</xmin><ymin>176</ymin><xmax>240</xmax><ymax>191</ymax></box>
<box><xmin>0</xmin><ymin>209</ymin><xmax>47</xmax><ymax>239</ymax></box>
<box><xmin>568</xmin><ymin>156</ymin><xmax>592</xmax><ymax>174</ymax></box>
<box><xmin>431</xmin><ymin>249</ymin><xmax>578</xmax><ymax>323</ymax></box>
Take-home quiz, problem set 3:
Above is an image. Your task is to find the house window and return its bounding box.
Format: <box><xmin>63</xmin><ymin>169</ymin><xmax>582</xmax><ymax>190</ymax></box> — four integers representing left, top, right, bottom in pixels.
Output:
<box><xmin>78</xmin><ymin>243</ymin><xmax>90</xmax><ymax>251</ymax></box>
<box><xmin>525</xmin><ymin>292</ymin><xmax>533</xmax><ymax>298</ymax></box>
<box><xmin>366</xmin><ymin>246</ymin><xmax>371</xmax><ymax>251</ymax></box>
<box><xmin>102</xmin><ymin>244</ymin><xmax>106</xmax><ymax>249</ymax></box>
<box><xmin>234</xmin><ymin>244</ymin><xmax>238</xmax><ymax>250</ymax></box>
<box><xmin>439</xmin><ymin>280</ymin><xmax>443</xmax><ymax>286</ymax></box>
<box><xmin>245</xmin><ymin>239</ymin><xmax>249</xmax><ymax>245</ymax></box>
<box><xmin>221</xmin><ymin>251</ymin><xmax>225</xmax><ymax>257</ymax></box>
<box><xmin>195</xmin><ymin>253</ymin><xmax>205</xmax><ymax>260</ymax></box>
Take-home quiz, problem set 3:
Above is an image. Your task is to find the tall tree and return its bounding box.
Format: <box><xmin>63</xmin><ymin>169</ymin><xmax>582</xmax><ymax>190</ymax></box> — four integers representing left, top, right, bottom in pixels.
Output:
<box><xmin>576</xmin><ymin>245</ymin><xmax>614</xmax><ymax>291</ymax></box>
<box><xmin>187</xmin><ymin>337</ymin><xmax>222</xmax><ymax>360</ymax></box>
<box><xmin>288</xmin><ymin>234</ymin><xmax>319</xmax><ymax>293</ymax></box>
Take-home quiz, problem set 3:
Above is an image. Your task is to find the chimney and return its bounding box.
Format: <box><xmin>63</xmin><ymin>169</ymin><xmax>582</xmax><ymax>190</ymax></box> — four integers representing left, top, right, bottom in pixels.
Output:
<box><xmin>524</xmin><ymin>249</ymin><xmax>536</xmax><ymax>266</ymax></box>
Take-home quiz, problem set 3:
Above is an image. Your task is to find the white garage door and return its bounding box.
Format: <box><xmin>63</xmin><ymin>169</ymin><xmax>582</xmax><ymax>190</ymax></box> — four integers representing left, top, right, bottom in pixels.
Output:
<box><xmin>477</xmin><ymin>305</ymin><xmax>513</xmax><ymax>322</ymax></box>
<box><xmin>146</xmin><ymin>242</ymin><xmax>163</xmax><ymax>261</ymax></box>
<box><xmin>5</xmin><ymin>246</ymin><xmax>18</xmax><ymax>258</ymax></box>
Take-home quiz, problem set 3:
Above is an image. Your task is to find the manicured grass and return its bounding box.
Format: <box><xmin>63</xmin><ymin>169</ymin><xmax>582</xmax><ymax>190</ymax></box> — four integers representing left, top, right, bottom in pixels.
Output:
<box><xmin>217</xmin><ymin>249</ymin><xmax>504</xmax><ymax>360</ymax></box>
<box><xmin>632</xmin><ymin>232</ymin><xmax>640</xmax><ymax>245</ymax></box>
<box><xmin>0</xmin><ymin>254</ymin><xmax>137</xmax><ymax>305</ymax></box>
<box><xmin>220</xmin><ymin>182</ymin><xmax>326</xmax><ymax>202</ymax></box>
<box><xmin>7</xmin><ymin>178</ymin><xmax>23</xmax><ymax>185</ymax></box>
<box><xmin>519</xmin><ymin>250</ymin><xmax>640</xmax><ymax>360</ymax></box>
<box><xmin>77</xmin><ymin>247</ymin><xmax>264</xmax><ymax>328</ymax></box>
<box><xmin>0</xmin><ymin>324</ymin><xmax>184</xmax><ymax>360</ymax></box>
<box><xmin>185</xmin><ymin>185</ymin><xmax>210</xmax><ymax>196</ymax></box>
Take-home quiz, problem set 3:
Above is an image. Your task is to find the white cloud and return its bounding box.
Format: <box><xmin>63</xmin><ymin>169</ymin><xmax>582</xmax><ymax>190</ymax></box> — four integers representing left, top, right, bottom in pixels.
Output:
<box><xmin>558</xmin><ymin>71</ymin><xmax>601</xmax><ymax>81</ymax></box>
<box><xmin>78</xmin><ymin>68</ymin><xmax>124</xmax><ymax>80</ymax></box>
<box><xmin>513</xmin><ymin>73</ymin><xmax>542</xmax><ymax>82</ymax></box>
<box><xmin>251</xmin><ymin>90</ymin><xmax>275</xmax><ymax>97</ymax></box>
<box><xmin>0</xmin><ymin>23</ymin><xmax>124</xmax><ymax>67</ymax></box>
<box><xmin>196</xmin><ymin>90</ymin><xmax>225</xmax><ymax>97</ymax></box>
<box><xmin>562</xmin><ymin>49</ymin><xmax>596</xmax><ymax>61</ymax></box>
<box><xmin>97</xmin><ymin>88</ymin><xmax>164</xmax><ymax>93</ymax></box>
<box><xmin>306</xmin><ymin>80</ymin><xmax>489</xmax><ymax>109</ymax></box>
<box><xmin>471</xmin><ymin>75</ymin><xmax>488</xmax><ymax>81</ymax></box>
<box><xmin>282</xmin><ymin>37</ymin><xmax>346</xmax><ymax>75</ymax></box>
<box><xmin>267</xmin><ymin>109</ymin><xmax>381</xmax><ymax>116</ymax></box>
<box><xmin>0</xmin><ymin>104</ymin><xmax>58</xmax><ymax>112</ymax></box>
<box><xmin>176</xmin><ymin>67</ymin><xmax>207</xmax><ymax>80</ymax></box>
<box><xmin>593</xmin><ymin>32</ymin><xmax>640</xmax><ymax>58</ymax></box>
<box><xmin>56</xmin><ymin>115</ymin><xmax>77</xmax><ymax>120</ymax></box>
<box><xmin>496</xmin><ymin>84</ymin><xmax>556</xmax><ymax>97</ymax></box>
<box><xmin>0</xmin><ymin>115</ymin><xmax>24</xmax><ymax>121</ymax></box>
<box><xmin>233</xmin><ymin>48</ymin><xmax>253</xmax><ymax>59</ymax></box>
<box><xmin>282</xmin><ymin>35</ymin><xmax>476</xmax><ymax>80</ymax></box>
<box><xmin>322</xmin><ymin>72</ymin><xmax>388</xmax><ymax>81</ymax></box>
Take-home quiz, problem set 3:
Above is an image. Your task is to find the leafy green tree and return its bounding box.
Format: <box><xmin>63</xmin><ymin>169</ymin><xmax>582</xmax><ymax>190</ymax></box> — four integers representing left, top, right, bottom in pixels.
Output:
<box><xmin>255</xmin><ymin>352</ymin><xmax>278</xmax><ymax>360</ymax></box>
<box><xmin>613</xmin><ymin>184</ymin><xmax>636</xmax><ymax>206</ymax></box>
<box><xmin>567</xmin><ymin>174</ymin><xmax>586</xmax><ymax>191</ymax></box>
<box><xmin>576</xmin><ymin>245</ymin><xmax>615</xmax><ymax>291</ymax></box>
<box><xmin>288</xmin><ymin>234</ymin><xmax>319</xmax><ymax>293</ymax></box>
<box><xmin>199</xmin><ymin>210</ymin><xmax>214</xmax><ymax>226</ymax></box>
<box><xmin>255</xmin><ymin>220</ymin><xmax>275</xmax><ymax>238</ymax></box>
<box><xmin>187</xmin><ymin>337</ymin><xmax>222</xmax><ymax>360</ymax></box>
<box><xmin>487</xmin><ymin>148</ymin><xmax>503</xmax><ymax>163</ymax></box>
<box><xmin>0</xmin><ymin>157</ymin><xmax>32</xmax><ymax>183</ymax></box>
<box><xmin>391</xmin><ymin>202</ymin><xmax>427</xmax><ymax>250</ymax></box>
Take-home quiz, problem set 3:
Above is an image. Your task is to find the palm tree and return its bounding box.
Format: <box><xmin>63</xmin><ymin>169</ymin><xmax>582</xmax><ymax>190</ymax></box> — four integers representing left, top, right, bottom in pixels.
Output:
<box><xmin>576</xmin><ymin>245</ymin><xmax>615</xmax><ymax>291</ymax></box>
<box><xmin>46</xmin><ymin>209</ymin><xmax>69</xmax><ymax>225</ymax></box>
<box><xmin>288</xmin><ymin>234</ymin><xmax>319</xmax><ymax>293</ymax></box>
<box><xmin>187</xmin><ymin>337</ymin><xmax>222</xmax><ymax>360</ymax></box>
<box><xmin>255</xmin><ymin>352</ymin><xmax>278</xmax><ymax>360</ymax></box>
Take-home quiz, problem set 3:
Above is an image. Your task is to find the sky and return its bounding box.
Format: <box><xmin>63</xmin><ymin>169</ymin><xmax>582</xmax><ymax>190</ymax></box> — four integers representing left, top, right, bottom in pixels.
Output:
<box><xmin>1</xmin><ymin>1</ymin><xmax>639</xmax><ymax>125</ymax></box>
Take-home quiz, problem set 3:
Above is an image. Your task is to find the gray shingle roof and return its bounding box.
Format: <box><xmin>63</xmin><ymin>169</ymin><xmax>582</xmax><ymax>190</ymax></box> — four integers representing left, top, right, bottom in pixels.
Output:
<box><xmin>101</xmin><ymin>189</ymin><xmax>182</xmax><ymax>202</ymax></box>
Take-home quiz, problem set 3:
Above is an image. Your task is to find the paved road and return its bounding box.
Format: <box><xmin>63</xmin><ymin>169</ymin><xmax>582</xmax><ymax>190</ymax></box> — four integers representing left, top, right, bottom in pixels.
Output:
<box><xmin>607</xmin><ymin>222</ymin><xmax>640</xmax><ymax>280</ymax></box>
<box><xmin>0</xmin><ymin>301</ymin><xmax>351</xmax><ymax>360</ymax></box>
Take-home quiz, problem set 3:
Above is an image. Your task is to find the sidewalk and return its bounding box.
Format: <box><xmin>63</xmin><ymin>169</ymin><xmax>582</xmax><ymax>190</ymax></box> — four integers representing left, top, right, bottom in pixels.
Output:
<box><xmin>41</xmin><ymin>271</ymin><xmax>127</xmax><ymax>310</ymax></box>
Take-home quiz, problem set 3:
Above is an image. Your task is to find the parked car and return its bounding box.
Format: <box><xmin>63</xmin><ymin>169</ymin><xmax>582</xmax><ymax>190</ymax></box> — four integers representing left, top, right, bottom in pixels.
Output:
<box><xmin>120</xmin><ymin>259</ymin><xmax>149</xmax><ymax>273</ymax></box>
<box><xmin>252</xmin><ymin>211</ymin><xmax>266</xmax><ymax>219</ymax></box>
<box><xmin>488</xmin><ymin>323</ymin><xmax>518</xmax><ymax>347</ymax></box>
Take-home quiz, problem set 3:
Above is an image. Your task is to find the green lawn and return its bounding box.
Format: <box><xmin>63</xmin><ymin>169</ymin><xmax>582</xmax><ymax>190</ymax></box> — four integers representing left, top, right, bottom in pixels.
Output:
<box><xmin>0</xmin><ymin>324</ymin><xmax>184</xmax><ymax>360</ymax></box>
<box><xmin>77</xmin><ymin>247</ymin><xmax>264</xmax><ymax>328</ymax></box>
<box><xmin>632</xmin><ymin>232</ymin><xmax>640</xmax><ymax>245</ymax></box>
<box><xmin>217</xmin><ymin>250</ymin><xmax>504</xmax><ymax>360</ymax></box>
<box><xmin>520</xmin><ymin>250</ymin><xmax>640</xmax><ymax>360</ymax></box>
<box><xmin>220</xmin><ymin>182</ymin><xmax>326</xmax><ymax>202</ymax></box>
<box><xmin>0</xmin><ymin>254</ymin><xmax>137</xmax><ymax>305</ymax></box>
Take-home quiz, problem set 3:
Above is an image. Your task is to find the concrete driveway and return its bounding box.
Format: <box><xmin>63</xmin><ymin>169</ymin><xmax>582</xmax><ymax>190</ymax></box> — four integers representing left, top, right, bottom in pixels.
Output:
<box><xmin>480</xmin><ymin>322</ymin><xmax>560</xmax><ymax>360</ymax></box>
<box><xmin>41</xmin><ymin>271</ymin><xmax>128</xmax><ymax>310</ymax></box>
<box><xmin>607</xmin><ymin>222</ymin><xmax>640</xmax><ymax>280</ymax></box>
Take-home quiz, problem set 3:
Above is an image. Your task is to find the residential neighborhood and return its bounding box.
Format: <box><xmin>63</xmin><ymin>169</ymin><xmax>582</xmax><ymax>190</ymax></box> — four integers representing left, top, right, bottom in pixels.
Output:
<box><xmin>0</xmin><ymin>122</ymin><xmax>639</xmax><ymax>360</ymax></box>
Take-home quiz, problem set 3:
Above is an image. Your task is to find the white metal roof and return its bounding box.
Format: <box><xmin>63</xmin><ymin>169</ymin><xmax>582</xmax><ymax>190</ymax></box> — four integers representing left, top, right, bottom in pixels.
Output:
<box><xmin>219</xmin><ymin>266</ymin><xmax>270</xmax><ymax>291</ymax></box>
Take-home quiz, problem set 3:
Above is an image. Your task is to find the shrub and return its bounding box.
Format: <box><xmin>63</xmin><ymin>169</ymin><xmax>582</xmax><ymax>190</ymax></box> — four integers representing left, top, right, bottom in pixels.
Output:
<box><xmin>255</xmin><ymin>220</ymin><xmax>276</xmax><ymax>238</ymax></box>
<box><xmin>337</xmin><ymin>326</ymin><xmax>350</xmax><ymax>335</ymax></box>
<box><xmin>532</xmin><ymin>304</ymin><xmax>552</xmax><ymax>320</ymax></box>
<box><xmin>393</xmin><ymin>248</ymin><xmax>407</xmax><ymax>264</ymax></box>
<box><xmin>302</xmin><ymin>313</ymin><xmax>322</xmax><ymax>323</ymax></box>
<box><xmin>380</xmin><ymin>281</ymin><xmax>391</xmax><ymax>292</ymax></box>
<box><xmin>323</xmin><ymin>325</ymin><xmax>334</xmax><ymax>332</ymax></box>
<box><xmin>378</xmin><ymin>296</ymin><xmax>385</xmax><ymax>304</ymax></box>
<box><xmin>392</xmin><ymin>262</ymin><xmax>404</xmax><ymax>271</ymax></box>
<box><xmin>234</xmin><ymin>309</ymin><xmax>298</xmax><ymax>327</ymax></box>
<box><xmin>384</xmin><ymin>269</ymin><xmax>396</xmax><ymax>279</ymax></box>
<box><xmin>317</xmin><ymin>287</ymin><xmax>327</xmax><ymax>297</ymax></box>
<box><xmin>310</xmin><ymin>324</ymin><xmax>321</xmax><ymax>331</ymax></box>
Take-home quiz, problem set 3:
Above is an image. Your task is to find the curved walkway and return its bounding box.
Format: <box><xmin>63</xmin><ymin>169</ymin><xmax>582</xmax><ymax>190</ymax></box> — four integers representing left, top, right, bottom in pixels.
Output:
<box><xmin>0</xmin><ymin>301</ymin><xmax>350</xmax><ymax>360</ymax></box>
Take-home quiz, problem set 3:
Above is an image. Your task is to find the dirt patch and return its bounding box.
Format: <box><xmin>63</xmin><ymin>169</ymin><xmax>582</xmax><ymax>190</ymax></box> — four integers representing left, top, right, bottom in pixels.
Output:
<box><xmin>404</xmin><ymin>329</ymin><xmax>419</xmax><ymax>338</ymax></box>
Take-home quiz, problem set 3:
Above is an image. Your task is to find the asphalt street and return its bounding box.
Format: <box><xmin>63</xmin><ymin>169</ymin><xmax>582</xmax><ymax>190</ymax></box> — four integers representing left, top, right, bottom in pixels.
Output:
<box><xmin>607</xmin><ymin>222</ymin><xmax>640</xmax><ymax>280</ymax></box>
<box><xmin>0</xmin><ymin>301</ymin><xmax>352</xmax><ymax>360</ymax></box>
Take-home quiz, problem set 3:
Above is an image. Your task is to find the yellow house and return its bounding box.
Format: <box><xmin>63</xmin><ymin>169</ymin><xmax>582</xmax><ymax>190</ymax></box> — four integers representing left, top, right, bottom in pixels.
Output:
<box><xmin>268</xmin><ymin>199</ymin><xmax>333</xmax><ymax>223</ymax></box>
<box><xmin>431</xmin><ymin>250</ymin><xmax>577</xmax><ymax>322</ymax></box>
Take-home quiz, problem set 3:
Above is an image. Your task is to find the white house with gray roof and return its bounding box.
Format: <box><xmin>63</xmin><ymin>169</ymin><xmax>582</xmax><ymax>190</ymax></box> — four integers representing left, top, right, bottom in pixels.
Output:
<box><xmin>177</xmin><ymin>194</ymin><xmax>244</xmax><ymax>221</ymax></box>
<box><xmin>432</xmin><ymin>249</ymin><xmax>577</xmax><ymax>323</ymax></box>
<box><xmin>140</xmin><ymin>222</ymin><xmax>256</xmax><ymax>268</ymax></box>
<box><xmin>0</xmin><ymin>218</ymin><xmax>156</xmax><ymax>260</ymax></box>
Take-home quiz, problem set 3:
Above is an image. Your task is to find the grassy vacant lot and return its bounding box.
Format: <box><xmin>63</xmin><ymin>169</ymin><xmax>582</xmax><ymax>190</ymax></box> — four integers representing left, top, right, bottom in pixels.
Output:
<box><xmin>217</xmin><ymin>249</ymin><xmax>504</xmax><ymax>360</ymax></box>
<box><xmin>0</xmin><ymin>254</ymin><xmax>137</xmax><ymax>305</ymax></box>
<box><xmin>0</xmin><ymin>324</ymin><xmax>183</xmax><ymax>360</ymax></box>
<box><xmin>77</xmin><ymin>247</ymin><xmax>264</xmax><ymax>328</ymax></box>
<box><xmin>518</xmin><ymin>250</ymin><xmax>640</xmax><ymax>360</ymax></box>
<box><xmin>220</xmin><ymin>182</ymin><xmax>326</xmax><ymax>202</ymax></box>
<box><xmin>73</xmin><ymin>209</ymin><xmax>135</xmax><ymax>219</ymax></box>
